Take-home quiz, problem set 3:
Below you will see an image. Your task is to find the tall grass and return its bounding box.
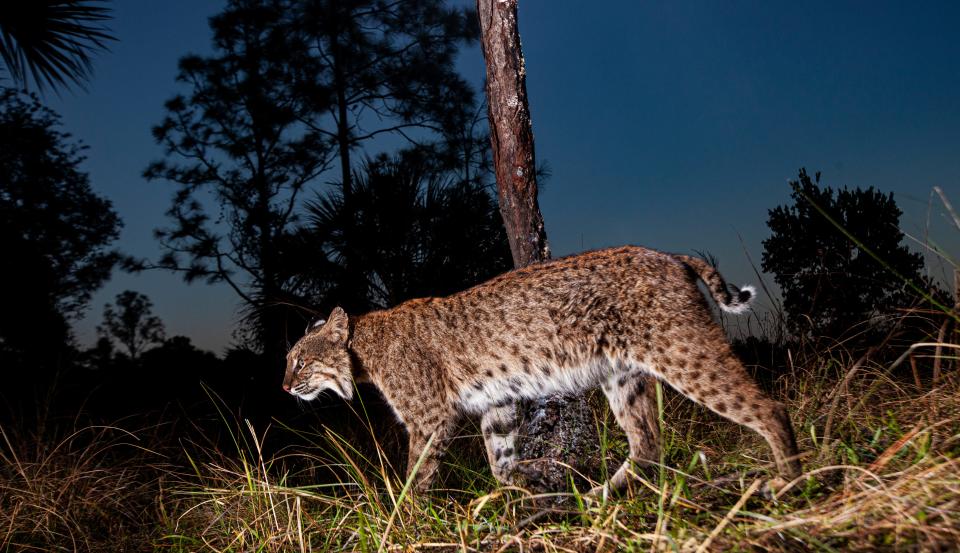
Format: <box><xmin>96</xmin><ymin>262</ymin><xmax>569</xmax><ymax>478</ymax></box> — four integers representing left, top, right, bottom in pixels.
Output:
<box><xmin>0</xmin><ymin>424</ymin><xmax>161</xmax><ymax>551</ymax></box>
<box><xmin>6</xmin><ymin>338</ymin><xmax>954</xmax><ymax>551</ymax></box>
<box><xmin>149</xmin><ymin>344</ymin><xmax>959</xmax><ymax>552</ymax></box>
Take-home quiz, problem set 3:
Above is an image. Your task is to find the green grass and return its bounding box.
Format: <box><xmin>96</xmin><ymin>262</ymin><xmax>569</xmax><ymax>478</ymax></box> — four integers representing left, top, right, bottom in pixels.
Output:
<box><xmin>5</xmin><ymin>338</ymin><xmax>958</xmax><ymax>552</ymax></box>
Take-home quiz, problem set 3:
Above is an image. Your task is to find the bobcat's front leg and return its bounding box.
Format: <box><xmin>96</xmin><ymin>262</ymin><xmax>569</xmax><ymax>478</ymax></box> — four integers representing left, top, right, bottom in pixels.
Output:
<box><xmin>405</xmin><ymin>415</ymin><xmax>453</xmax><ymax>493</ymax></box>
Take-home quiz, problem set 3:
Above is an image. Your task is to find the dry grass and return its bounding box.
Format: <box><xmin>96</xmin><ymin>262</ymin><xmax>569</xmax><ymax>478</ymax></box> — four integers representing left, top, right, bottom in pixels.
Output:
<box><xmin>0</xmin><ymin>424</ymin><xmax>160</xmax><ymax>552</ymax></box>
<box><xmin>3</xmin><ymin>342</ymin><xmax>958</xmax><ymax>552</ymax></box>
<box><xmin>154</xmin><ymin>346</ymin><xmax>960</xmax><ymax>552</ymax></box>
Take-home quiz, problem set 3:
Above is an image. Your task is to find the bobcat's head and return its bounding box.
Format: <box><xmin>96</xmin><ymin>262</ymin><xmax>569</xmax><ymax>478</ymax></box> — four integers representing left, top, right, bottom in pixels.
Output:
<box><xmin>283</xmin><ymin>307</ymin><xmax>353</xmax><ymax>401</ymax></box>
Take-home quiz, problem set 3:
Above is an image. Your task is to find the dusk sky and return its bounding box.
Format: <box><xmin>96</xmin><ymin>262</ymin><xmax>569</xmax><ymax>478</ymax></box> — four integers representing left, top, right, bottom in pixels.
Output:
<box><xmin>48</xmin><ymin>1</ymin><xmax>960</xmax><ymax>354</ymax></box>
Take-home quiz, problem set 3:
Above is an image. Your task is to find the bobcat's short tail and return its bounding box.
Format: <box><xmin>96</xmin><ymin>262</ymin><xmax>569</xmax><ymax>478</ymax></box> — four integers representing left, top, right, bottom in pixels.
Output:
<box><xmin>675</xmin><ymin>255</ymin><xmax>756</xmax><ymax>314</ymax></box>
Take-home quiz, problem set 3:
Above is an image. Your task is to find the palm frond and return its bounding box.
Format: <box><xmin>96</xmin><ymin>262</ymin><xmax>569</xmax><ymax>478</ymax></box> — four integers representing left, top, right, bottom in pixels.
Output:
<box><xmin>0</xmin><ymin>1</ymin><xmax>115</xmax><ymax>92</ymax></box>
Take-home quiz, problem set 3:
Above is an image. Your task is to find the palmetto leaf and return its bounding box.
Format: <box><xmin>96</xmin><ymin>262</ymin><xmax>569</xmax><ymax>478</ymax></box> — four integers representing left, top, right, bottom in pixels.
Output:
<box><xmin>0</xmin><ymin>1</ymin><xmax>114</xmax><ymax>92</ymax></box>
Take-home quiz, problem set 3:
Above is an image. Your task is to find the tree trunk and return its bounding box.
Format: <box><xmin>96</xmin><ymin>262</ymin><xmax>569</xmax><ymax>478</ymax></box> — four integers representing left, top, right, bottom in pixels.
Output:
<box><xmin>475</xmin><ymin>2</ymin><xmax>545</xmax><ymax>267</ymax></box>
<box><xmin>477</xmin><ymin>0</ymin><xmax>600</xmax><ymax>494</ymax></box>
<box><xmin>334</xmin><ymin>73</ymin><xmax>352</xmax><ymax>198</ymax></box>
<box><xmin>257</xmin><ymin>179</ymin><xmax>284</xmax><ymax>368</ymax></box>
<box><xmin>331</xmin><ymin>36</ymin><xmax>367</xmax><ymax>314</ymax></box>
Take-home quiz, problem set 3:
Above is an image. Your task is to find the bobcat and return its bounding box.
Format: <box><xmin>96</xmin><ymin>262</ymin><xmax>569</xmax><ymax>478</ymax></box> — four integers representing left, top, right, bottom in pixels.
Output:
<box><xmin>283</xmin><ymin>246</ymin><xmax>802</xmax><ymax>495</ymax></box>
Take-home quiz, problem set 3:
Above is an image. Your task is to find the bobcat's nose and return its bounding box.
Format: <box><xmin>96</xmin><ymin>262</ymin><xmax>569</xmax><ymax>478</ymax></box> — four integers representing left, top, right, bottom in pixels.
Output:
<box><xmin>282</xmin><ymin>381</ymin><xmax>291</xmax><ymax>392</ymax></box>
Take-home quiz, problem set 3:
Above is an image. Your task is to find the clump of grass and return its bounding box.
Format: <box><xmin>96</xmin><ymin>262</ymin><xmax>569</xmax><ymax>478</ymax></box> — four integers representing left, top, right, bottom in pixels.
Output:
<box><xmin>0</xmin><ymin>424</ymin><xmax>160</xmax><ymax>552</ymax></box>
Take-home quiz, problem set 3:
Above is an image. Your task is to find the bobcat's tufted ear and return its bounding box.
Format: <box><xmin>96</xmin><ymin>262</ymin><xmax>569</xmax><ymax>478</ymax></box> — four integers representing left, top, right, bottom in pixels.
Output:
<box><xmin>327</xmin><ymin>306</ymin><xmax>348</xmax><ymax>344</ymax></box>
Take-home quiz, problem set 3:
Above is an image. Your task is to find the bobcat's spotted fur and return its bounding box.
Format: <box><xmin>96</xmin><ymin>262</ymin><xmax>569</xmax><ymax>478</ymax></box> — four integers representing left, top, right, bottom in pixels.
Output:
<box><xmin>283</xmin><ymin>246</ymin><xmax>801</xmax><ymax>494</ymax></box>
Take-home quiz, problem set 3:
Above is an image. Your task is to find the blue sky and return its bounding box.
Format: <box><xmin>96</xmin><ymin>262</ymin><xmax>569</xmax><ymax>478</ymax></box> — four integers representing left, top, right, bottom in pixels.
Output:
<box><xmin>48</xmin><ymin>1</ymin><xmax>960</xmax><ymax>353</ymax></box>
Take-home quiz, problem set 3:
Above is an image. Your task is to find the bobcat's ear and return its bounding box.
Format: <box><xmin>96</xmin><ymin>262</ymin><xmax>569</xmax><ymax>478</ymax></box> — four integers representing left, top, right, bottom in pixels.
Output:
<box><xmin>327</xmin><ymin>306</ymin><xmax>348</xmax><ymax>344</ymax></box>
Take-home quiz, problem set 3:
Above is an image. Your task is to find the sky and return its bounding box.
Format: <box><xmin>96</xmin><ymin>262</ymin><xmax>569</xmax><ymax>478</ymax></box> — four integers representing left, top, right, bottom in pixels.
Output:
<box><xmin>47</xmin><ymin>1</ymin><xmax>960</xmax><ymax>354</ymax></box>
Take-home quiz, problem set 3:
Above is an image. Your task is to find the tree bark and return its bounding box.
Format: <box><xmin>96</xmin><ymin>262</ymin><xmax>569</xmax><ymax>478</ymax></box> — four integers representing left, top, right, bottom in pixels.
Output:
<box><xmin>476</xmin><ymin>1</ymin><xmax>546</xmax><ymax>267</ymax></box>
<box><xmin>477</xmin><ymin>0</ymin><xmax>600</xmax><ymax>494</ymax></box>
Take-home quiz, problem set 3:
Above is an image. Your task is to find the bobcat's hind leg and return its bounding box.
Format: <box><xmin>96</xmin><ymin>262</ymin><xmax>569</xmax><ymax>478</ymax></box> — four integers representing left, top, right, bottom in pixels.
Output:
<box><xmin>657</xmin><ymin>341</ymin><xmax>802</xmax><ymax>481</ymax></box>
<box><xmin>591</xmin><ymin>370</ymin><xmax>660</xmax><ymax>498</ymax></box>
<box><xmin>480</xmin><ymin>402</ymin><xmax>520</xmax><ymax>486</ymax></box>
